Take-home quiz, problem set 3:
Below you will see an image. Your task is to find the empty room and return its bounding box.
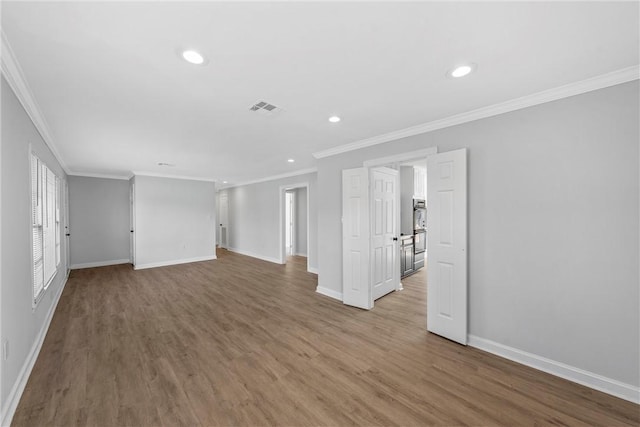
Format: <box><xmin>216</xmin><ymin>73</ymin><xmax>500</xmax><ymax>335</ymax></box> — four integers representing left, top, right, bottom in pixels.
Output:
<box><xmin>1</xmin><ymin>1</ymin><xmax>639</xmax><ymax>426</ymax></box>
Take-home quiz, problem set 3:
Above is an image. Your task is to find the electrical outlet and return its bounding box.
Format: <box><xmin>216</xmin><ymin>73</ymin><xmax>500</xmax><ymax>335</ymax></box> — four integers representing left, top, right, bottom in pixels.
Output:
<box><xmin>2</xmin><ymin>339</ymin><xmax>8</xmax><ymax>361</ymax></box>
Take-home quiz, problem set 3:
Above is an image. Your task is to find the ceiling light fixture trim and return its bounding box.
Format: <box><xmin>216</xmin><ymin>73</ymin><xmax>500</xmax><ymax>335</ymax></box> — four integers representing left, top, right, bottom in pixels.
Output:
<box><xmin>179</xmin><ymin>48</ymin><xmax>208</xmax><ymax>65</ymax></box>
<box><xmin>447</xmin><ymin>63</ymin><xmax>477</xmax><ymax>78</ymax></box>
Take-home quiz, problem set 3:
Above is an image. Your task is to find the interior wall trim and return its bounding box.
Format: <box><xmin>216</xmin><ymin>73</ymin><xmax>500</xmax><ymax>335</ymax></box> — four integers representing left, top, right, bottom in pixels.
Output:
<box><xmin>219</xmin><ymin>168</ymin><xmax>318</xmax><ymax>190</ymax></box>
<box><xmin>133</xmin><ymin>255</ymin><xmax>217</xmax><ymax>270</ymax></box>
<box><xmin>131</xmin><ymin>172</ymin><xmax>217</xmax><ymax>183</ymax></box>
<box><xmin>68</xmin><ymin>172</ymin><xmax>131</xmax><ymax>181</ymax></box>
<box><xmin>225</xmin><ymin>247</ymin><xmax>282</xmax><ymax>265</ymax></box>
<box><xmin>313</xmin><ymin>65</ymin><xmax>640</xmax><ymax>159</ymax></box>
<box><xmin>70</xmin><ymin>259</ymin><xmax>131</xmax><ymax>270</ymax></box>
<box><xmin>316</xmin><ymin>286</ymin><xmax>342</xmax><ymax>301</ymax></box>
<box><xmin>468</xmin><ymin>334</ymin><xmax>640</xmax><ymax>404</ymax></box>
<box><xmin>1</xmin><ymin>31</ymin><xmax>70</xmax><ymax>174</ymax></box>
<box><xmin>0</xmin><ymin>273</ymin><xmax>69</xmax><ymax>427</ymax></box>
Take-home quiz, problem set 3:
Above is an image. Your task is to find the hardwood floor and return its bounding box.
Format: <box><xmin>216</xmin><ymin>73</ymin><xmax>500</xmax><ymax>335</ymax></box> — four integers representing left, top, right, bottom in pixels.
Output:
<box><xmin>12</xmin><ymin>249</ymin><xmax>639</xmax><ymax>426</ymax></box>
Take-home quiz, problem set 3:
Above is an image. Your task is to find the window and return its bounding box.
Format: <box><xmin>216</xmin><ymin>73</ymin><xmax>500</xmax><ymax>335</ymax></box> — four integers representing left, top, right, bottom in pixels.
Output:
<box><xmin>31</xmin><ymin>154</ymin><xmax>60</xmax><ymax>304</ymax></box>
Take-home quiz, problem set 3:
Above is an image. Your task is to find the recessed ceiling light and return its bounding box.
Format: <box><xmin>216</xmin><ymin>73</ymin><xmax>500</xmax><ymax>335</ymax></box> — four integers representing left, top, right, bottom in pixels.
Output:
<box><xmin>222</xmin><ymin>180</ymin><xmax>228</xmax><ymax>184</ymax></box>
<box><xmin>182</xmin><ymin>50</ymin><xmax>205</xmax><ymax>65</ymax></box>
<box><xmin>157</xmin><ymin>162</ymin><xmax>175</xmax><ymax>167</ymax></box>
<box><xmin>329</xmin><ymin>116</ymin><xmax>341</xmax><ymax>123</ymax></box>
<box><xmin>448</xmin><ymin>63</ymin><xmax>477</xmax><ymax>78</ymax></box>
<box><xmin>287</xmin><ymin>159</ymin><xmax>295</xmax><ymax>163</ymax></box>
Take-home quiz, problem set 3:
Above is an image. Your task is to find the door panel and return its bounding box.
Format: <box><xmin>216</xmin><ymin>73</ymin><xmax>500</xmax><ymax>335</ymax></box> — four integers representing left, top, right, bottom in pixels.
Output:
<box><xmin>427</xmin><ymin>148</ymin><xmax>468</xmax><ymax>345</ymax></box>
<box><xmin>371</xmin><ymin>167</ymin><xmax>399</xmax><ymax>300</ymax></box>
<box><xmin>219</xmin><ymin>192</ymin><xmax>229</xmax><ymax>248</ymax></box>
<box><xmin>342</xmin><ymin>168</ymin><xmax>372</xmax><ymax>309</ymax></box>
<box><xmin>129</xmin><ymin>182</ymin><xmax>135</xmax><ymax>266</ymax></box>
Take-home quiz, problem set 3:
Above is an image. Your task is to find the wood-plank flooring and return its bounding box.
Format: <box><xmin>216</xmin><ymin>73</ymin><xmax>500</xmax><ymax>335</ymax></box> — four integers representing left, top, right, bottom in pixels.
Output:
<box><xmin>12</xmin><ymin>249</ymin><xmax>639</xmax><ymax>426</ymax></box>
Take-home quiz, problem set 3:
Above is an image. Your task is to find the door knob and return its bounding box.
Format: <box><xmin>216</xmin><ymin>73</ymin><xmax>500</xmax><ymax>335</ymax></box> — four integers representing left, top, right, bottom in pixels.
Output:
<box><xmin>392</xmin><ymin>237</ymin><xmax>398</xmax><ymax>241</ymax></box>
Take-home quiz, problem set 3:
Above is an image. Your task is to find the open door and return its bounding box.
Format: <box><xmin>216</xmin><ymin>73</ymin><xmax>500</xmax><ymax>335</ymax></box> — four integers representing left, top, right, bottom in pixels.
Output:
<box><xmin>64</xmin><ymin>179</ymin><xmax>70</xmax><ymax>273</ymax></box>
<box><xmin>219</xmin><ymin>192</ymin><xmax>229</xmax><ymax>249</ymax></box>
<box><xmin>371</xmin><ymin>167</ymin><xmax>399</xmax><ymax>300</ymax></box>
<box><xmin>130</xmin><ymin>182</ymin><xmax>136</xmax><ymax>266</ymax></box>
<box><xmin>342</xmin><ymin>168</ymin><xmax>372</xmax><ymax>309</ymax></box>
<box><xmin>426</xmin><ymin>148</ymin><xmax>468</xmax><ymax>345</ymax></box>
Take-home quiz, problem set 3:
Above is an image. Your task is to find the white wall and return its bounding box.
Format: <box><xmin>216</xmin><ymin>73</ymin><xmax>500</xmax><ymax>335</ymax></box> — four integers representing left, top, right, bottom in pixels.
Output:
<box><xmin>1</xmin><ymin>76</ymin><xmax>69</xmax><ymax>423</ymax></box>
<box><xmin>317</xmin><ymin>81</ymin><xmax>639</xmax><ymax>390</ymax></box>
<box><xmin>222</xmin><ymin>172</ymin><xmax>318</xmax><ymax>270</ymax></box>
<box><xmin>68</xmin><ymin>176</ymin><xmax>130</xmax><ymax>267</ymax></box>
<box><xmin>295</xmin><ymin>187</ymin><xmax>308</xmax><ymax>256</ymax></box>
<box><xmin>133</xmin><ymin>176</ymin><xmax>216</xmax><ymax>269</ymax></box>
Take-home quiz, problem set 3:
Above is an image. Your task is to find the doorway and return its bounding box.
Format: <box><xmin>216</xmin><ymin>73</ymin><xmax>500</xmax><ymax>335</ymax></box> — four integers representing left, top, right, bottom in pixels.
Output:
<box><xmin>129</xmin><ymin>182</ymin><xmax>136</xmax><ymax>266</ymax></box>
<box><xmin>218</xmin><ymin>191</ymin><xmax>229</xmax><ymax>249</ymax></box>
<box><xmin>285</xmin><ymin>191</ymin><xmax>295</xmax><ymax>256</ymax></box>
<box><xmin>342</xmin><ymin>147</ymin><xmax>469</xmax><ymax>345</ymax></box>
<box><xmin>279</xmin><ymin>182</ymin><xmax>310</xmax><ymax>271</ymax></box>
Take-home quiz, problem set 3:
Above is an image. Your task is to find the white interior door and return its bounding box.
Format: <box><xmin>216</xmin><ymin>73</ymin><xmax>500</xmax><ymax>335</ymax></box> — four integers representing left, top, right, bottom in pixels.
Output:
<box><xmin>130</xmin><ymin>182</ymin><xmax>136</xmax><ymax>265</ymax></box>
<box><xmin>371</xmin><ymin>167</ymin><xmax>399</xmax><ymax>300</ymax></box>
<box><xmin>426</xmin><ymin>148</ymin><xmax>468</xmax><ymax>345</ymax></box>
<box><xmin>342</xmin><ymin>168</ymin><xmax>372</xmax><ymax>309</ymax></box>
<box><xmin>219</xmin><ymin>192</ymin><xmax>229</xmax><ymax>248</ymax></box>
<box><xmin>64</xmin><ymin>180</ymin><xmax>70</xmax><ymax>272</ymax></box>
<box><xmin>285</xmin><ymin>191</ymin><xmax>295</xmax><ymax>256</ymax></box>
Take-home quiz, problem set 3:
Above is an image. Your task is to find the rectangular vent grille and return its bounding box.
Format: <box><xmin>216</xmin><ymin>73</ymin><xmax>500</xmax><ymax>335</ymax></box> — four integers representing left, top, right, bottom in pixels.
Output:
<box><xmin>249</xmin><ymin>100</ymin><xmax>282</xmax><ymax>116</ymax></box>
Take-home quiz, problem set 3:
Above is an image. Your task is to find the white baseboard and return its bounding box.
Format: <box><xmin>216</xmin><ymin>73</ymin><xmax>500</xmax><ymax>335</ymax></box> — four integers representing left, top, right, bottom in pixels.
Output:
<box><xmin>226</xmin><ymin>247</ymin><xmax>282</xmax><ymax>264</ymax></box>
<box><xmin>316</xmin><ymin>286</ymin><xmax>342</xmax><ymax>301</ymax></box>
<box><xmin>70</xmin><ymin>258</ymin><xmax>130</xmax><ymax>269</ymax></box>
<box><xmin>1</xmin><ymin>272</ymin><xmax>69</xmax><ymax>427</ymax></box>
<box><xmin>133</xmin><ymin>255</ymin><xmax>217</xmax><ymax>270</ymax></box>
<box><xmin>294</xmin><ymin>252</ymin><xmax>308</xmax><ymax>257</ymax></box>
<box><xmin>307</xmin><ymin>266</ymin><xmax>319</xmax><ymax>275</ymax></box>
<box><xmin>467</xmin><ymin>335</ymin><xmax>640</xmax><ymax>404</ymax></box>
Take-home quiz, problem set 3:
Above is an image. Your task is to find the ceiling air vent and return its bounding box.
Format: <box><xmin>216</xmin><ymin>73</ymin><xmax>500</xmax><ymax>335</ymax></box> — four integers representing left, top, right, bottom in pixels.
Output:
<box><xmin>249</xmin><ymin>100</ymin><xmax>283</xmax><ymax>117</ymax></box>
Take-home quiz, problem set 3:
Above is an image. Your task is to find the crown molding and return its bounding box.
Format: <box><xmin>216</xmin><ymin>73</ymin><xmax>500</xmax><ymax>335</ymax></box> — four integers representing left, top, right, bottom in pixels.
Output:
<box><xmin>131</xmin><ymin>171</ymin><xmax>217</xmax><ymax>182</ymax></box>
<box><xmin>1</xmin><ymin>31</ymin><xmax>70</xmax><ymax>174</ymax></box>
<box><xmin>67</xmin><ymin>172</ymin><xmax>132</xmax><ymax>181</ymax></box>
<box><xmin>219</xmin><ymin>167</ymin><xmax>317</xmax><ymax>190</ymax></box>
<box><xmin>313</xmin><ymin>65</ymin><xmax>640</xmax><ymax>159</ymax></box>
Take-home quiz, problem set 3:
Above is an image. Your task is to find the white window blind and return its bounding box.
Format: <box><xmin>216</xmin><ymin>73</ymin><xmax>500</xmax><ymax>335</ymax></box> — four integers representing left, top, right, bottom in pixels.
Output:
<box><xmin>43</xmin><ymin>166</ymin><xmax>56</xmax><ymax>288</ymax></box>
<box><xmin>55</xmin><ymin>177</ymin><xmax>61</xmax><ymax>266</ymax></box>
<box><xmin>31</xmin><ymin>154</ymin><xmax>59</xmax><ymax>303</ymax></box>
<box><xmin>31</xmin><ymin>155</ymin><xmax>44</xmax><ymax>301</ymax></box>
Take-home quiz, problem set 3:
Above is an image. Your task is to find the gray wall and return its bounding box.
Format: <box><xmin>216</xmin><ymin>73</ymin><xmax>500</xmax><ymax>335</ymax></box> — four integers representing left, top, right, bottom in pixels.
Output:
<box><xmin>317</xmin><ymin>81</ymin><xmax>639</xmax><ymax>388</ymax></box>
<box><xmin>295</xmin><ymin>187</ymin><xmax>308</xmax><ymax>256</ymax></box>
<box><xmin>133</xmin><ymin>176</ymin><xmax>216</xmax><ymax>268</ymax></box>
<box><xmin>68</xmin><ymin>176</ymin><xmax>130</xmax><ymax>267</ymax></box>
<box><xmin>223</xmin><ymin>172</ymin><xmax>318</xmax><ymax>270</ymax></box>
<box><xmin>1</xmin><ymin>77</ymin><xmax>69</xmax><ymax>419</ymax></box>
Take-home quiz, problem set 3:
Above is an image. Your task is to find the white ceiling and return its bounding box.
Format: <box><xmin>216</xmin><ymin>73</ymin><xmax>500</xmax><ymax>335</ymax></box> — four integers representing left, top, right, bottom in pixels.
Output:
<box><xmin>3</xmin><ymin>1</ymin><xmax>638</xmax><ymax>185</ymax></box>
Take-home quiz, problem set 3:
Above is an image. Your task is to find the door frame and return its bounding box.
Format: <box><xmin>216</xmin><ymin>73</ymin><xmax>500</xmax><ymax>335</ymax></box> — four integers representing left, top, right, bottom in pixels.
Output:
<box><xmin>279</xmin><ymin>182</ymin><xmax>310</xmax><ymax>271</ymax></box>
<box><xmin>129</xmin><ymin>181</ymin><xmax>136</xmax><ymax>266</ymax></box>
<box><xmin>285</xmin><ymin>190</ymin><xmax>296</xmax><ymax>256</ymax></box>
<box><xmin>64</xmin><ymin>179</ymin><xmax>70</xmax><ymax>273</ymax></box>
<box><xmin>218</xmin><ymin>191</ymin><xmax>229</xmax><ymax>249</ymax></box>
<box><xmin>361</xmin><ymin>147</ymin><xmax>438</xmax><ymax>301</ymax></box>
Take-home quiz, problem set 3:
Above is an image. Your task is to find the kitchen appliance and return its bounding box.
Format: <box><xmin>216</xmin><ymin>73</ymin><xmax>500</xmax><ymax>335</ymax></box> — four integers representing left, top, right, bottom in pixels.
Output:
<box><xmin>413</xmin><ymin>199</ymin><xmax>426</xmax><ymax>271</ymax></box>
<box><xmin>413</xmin><ymin>230</ymin><xmax>426</xmax><ymax>270</ymax></box>
<box><xmin>413</xmin><ymin>199</ymin><xmax>426</xmax><ymax>230</ymax></box>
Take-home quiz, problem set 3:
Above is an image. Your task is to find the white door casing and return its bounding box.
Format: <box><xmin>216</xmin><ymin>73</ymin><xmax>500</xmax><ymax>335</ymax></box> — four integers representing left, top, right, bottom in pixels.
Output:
<box><xmin>129</xmin><ymin>182</ymin><xmax>136</xmax><ymax>265</ymax></box>
<box><xmin>371</xmin><ymin>167</ymin><xmax>399</xmax><ymax>300</ymax></box>
<box><xmin>64</xmin><ymin>180</ymin><xmax>70</xmax><ymax>272</ymax></box>
<box><xmin>342</xmin><ymin>168</ymin><xmax>372</xmax><ymax>310</ymax></box>
<box><xmin>426</xmin><ymin>148</ymin><xmax>468</xmax><ymax>345</ymax></box>
<box><xmin>219</xmin><ymin>192</ymin><xmax>229</xmax><ymax>248</ymax></box>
